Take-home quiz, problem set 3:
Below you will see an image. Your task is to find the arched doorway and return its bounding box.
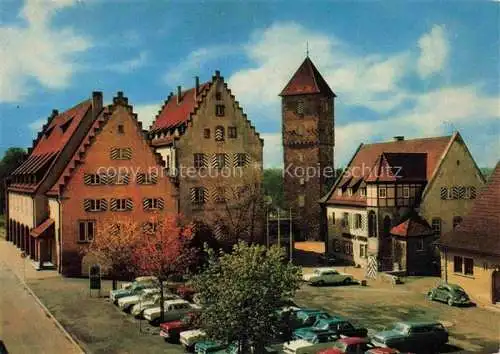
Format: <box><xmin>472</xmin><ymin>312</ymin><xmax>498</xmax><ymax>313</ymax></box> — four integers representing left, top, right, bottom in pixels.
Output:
<box><xmin>493</xmin><ymin>270</ymin><xmax>500</xmax><ymax>304</ymax></box>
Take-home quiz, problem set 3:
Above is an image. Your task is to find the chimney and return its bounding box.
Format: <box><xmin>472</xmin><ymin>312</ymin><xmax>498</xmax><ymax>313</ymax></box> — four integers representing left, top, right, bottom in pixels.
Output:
<box><xmin>215</xmin><ymin>70</ymin><xmax>220</xmax><ymax>78</ymax></box>
<box><xmin>393</xmin><ymin>136</ymin><xmax>405</xmax><ymax>142</ymax></box>
<box><xmin>92</xmin><ymin>91</ymin><xmax>103</xmax><ymax>118</ymax></box>
<box><xmin>177</xmin><ymin>86</ymin><xmax>182</xmax><ymax>104</ymax></box>
<box><xmin>195</xmin><ymin>76</ymin><xmax>200</xmax><ymax>99</ymax></box>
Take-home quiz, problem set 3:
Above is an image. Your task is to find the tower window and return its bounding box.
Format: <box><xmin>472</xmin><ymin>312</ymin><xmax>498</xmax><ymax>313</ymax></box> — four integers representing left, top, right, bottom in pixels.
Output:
<box><xmin>215</xmin><ymin>104</ymin><xmax>225</xmax><ymax>117</ymax></box>
<box><xmin>296</xmin><ymin>100</ymin><xmax>304</xmax><ymax>115</ymax></box>
<box><xmin>204</xmin><ymin>128</ymin><xmax>210</xmax><ymax>139</ymax></box>
<box><xmin>117</xmin><ymin>124</ymin><xmax>124</xmax><ymax>134</ymax></box>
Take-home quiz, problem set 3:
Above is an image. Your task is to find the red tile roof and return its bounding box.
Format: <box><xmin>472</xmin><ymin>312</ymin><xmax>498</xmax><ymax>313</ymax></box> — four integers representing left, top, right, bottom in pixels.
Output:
<box><xmin>280</xmin><ymin>57</ymin><xmax>335</xmax><ymax>97</ymax></box>
<box><xmin>440</xmin><ymin>162</ymin><xmax>500</xmax><ymax>256</ymax></box>
<box><xmin>30</xmin><ymin>218</ymin><xmax>54</xmax><ymax>238</ymax></box>
<box><xmin>365</xmin><ymin>153</ymin><xmax>427</xmax><ymax>183</ymax></box>
<box><xmin>323</xmin><ymin>135</ymin><xmax>452</xmax><ymax>204</ymax></box>
<box><xmin>150</xmin><ymin>83</ymin><xmax>210</xmax><ymax>132</ymax></box>
<box><xmin>391</xmin><ymin>213</ymin><xmax>434</xmax><ymax>237</ymax></box>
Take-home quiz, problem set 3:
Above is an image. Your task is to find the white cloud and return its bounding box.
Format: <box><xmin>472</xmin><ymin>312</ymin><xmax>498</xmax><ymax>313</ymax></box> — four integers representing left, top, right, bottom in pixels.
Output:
<box><xmin>107</xmin><ymin>51</ymin><xmax>149</xmax><ymax>73</ymax></box>
<box><xmin>134</xmin><ymin>103</ymin><xmax>162</xmax><ymax>130</ymax></box>
<box><xmin>261</xmin><ymin>133</ymin><xmax>283</xmax><ymax>168</ymax></box>
<box><xmin>417</xmin><ymin>24</ymin><xmax>449</xmax><ymax>78</ymax></box>
<box><xmin>28</xmin><ymin>119</ymin><xmax>46</xmax><ymax>131</ymax></box>
<box><xmin>0</xmin><ymin>0</ymin><xmax>91</xmax><ymax>102</ymax></box>
<box><xmin>164</xmin><ymin>45</ymin><xmax>237</xmax><ymax>85</ymax></box>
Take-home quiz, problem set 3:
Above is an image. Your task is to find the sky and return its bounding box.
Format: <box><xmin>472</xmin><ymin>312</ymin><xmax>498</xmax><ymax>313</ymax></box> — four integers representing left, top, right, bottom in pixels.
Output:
<box><xmin>0</xmin><ymin>0</ymin><xmax>499</xmax><ymax>168</ymax></box>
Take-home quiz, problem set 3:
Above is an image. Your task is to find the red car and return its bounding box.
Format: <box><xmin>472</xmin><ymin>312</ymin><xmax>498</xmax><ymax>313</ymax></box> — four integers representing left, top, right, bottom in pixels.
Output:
<box><xmin>317</xmin><ymin>337</ymin><xmax>382</xmax><ymax>354</ymax></box>
<box><xmin>159</xmin><ymin>312</ymin><xmax>198</xmax><ymax>343</ymax></box>
<box><xmin>365</xmin><ymin>348</ymin><xmax>400</xmax><ymax>354</ymax></box>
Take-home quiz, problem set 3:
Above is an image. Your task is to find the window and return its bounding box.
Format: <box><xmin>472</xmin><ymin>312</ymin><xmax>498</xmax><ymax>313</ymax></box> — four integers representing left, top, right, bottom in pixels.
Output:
<box><xmin>331</xmin><ymin>212</ymin><xmax>335</xmax><ymax>225</ymax></box>
<box><xmin>344</xmin><ymin>241</ymin><xmax>353</xmax><ymax>255</ymax></box>
<box><xmin>235</xmin><ymin>153</ymin><xmax>248</xmax><ymax>167</ymax></box>
<box><xmin>215</xmin><ymin>126</ymin><xmax>225</xmax><ymax>141</ymax></box>
<box><xmin>403</xmin><ymin>186</ymin><xmax>410</xmax><ymax>198</ymax></box>
<box><xmin>453</xmin><ymin>216</ymin><xmax>463</xmax><ymax>230</ymax></box>
<box><xmin>143</xmin><ymin>198</ymin><xmax>164</xmax><ymax>211</ymax></box>
<box><xmin>215</xmin><ymin>153</ymin><xmax>226</xmax><ymax>169</ymax></box>
<box><xmin>298</xmin><ymin>195</ymin><xmax>305</xmax><ymax>207</ymax></box>
<box><xmin>142</xmin><ymin>222</ymin><xmax>159</xmax><ymax>234</ymax></box>
<box><xmin>440</xmin><ymin>187</ymin><xmax>448</xmax><ymax>200</ymax></box>
<box><xmin>194</xmin><ymin>153</ymin><xmax>206</xmax><ymax>169</ymax></box>
<box><xmin>191</xmin><ymin>187</ymin><xmax>206</xmax><ymax>205</ymax></box>
<box><xmin>453</xmin><ymin>256</ymin><xmax>463</xmax><ymax>273</ymax></box>
<box><xmin>117</xmin><ymin>124</ymin><xmax>124</xmax><ymax>134</ymax></box>
<box><xmin>378</xmin><ymin>186</ymin><xmax>387</xmax><ymax>198</ymax></box>
<box><xmin>110</xmin><ymin>198</ymin><xmax>132</xmax><ymax>212</ymax></box>
<box><xmin>60</xmin><ymin>118</ymin><xmax>73</xmax><ymax>133</ymax></box>
<box><xmin>354</xmin><ymin>214</ymin><xmax>362</xmax><ymax>229</ymax></box>
<box><xmin>347</xmin><ymin>188</ymin><xmax>353</xmax><ymax>196</ymax></box>
<box><xmin>431</xmin><ymin>218</ymin><xmax>441</xmax><ymax>236</ymax></box>
<box><xmin>204</xmin><ymin>128</ymin><xmax>210</xmax><ymax>139</ymax></box>
<box><xmin>359</xmin><ymin>188</ymin><xmax>366</xmax><ymax>197</ymax></box>
<box><xmin>417</xmin><ymin>237</ymin><xmax>424</xmax><ymax>251</ymax></box>
<box><xmin>368</xmin><ymin>211</ymin><xmax>376</xmax><ymax>237</ymax></box>
<box><xmin>84</xmin><ymin>199</ymin><xmax>107</xmax><ymax>212</ymax></box>
<box><xmin>342</xmin><ymin>212</ymin><xmax>349</xmax><ymax>228</ymax></box>
<box><xmin>215</xmin><ymin>187</ymin><xmax>225</xmax><ymax>203</ymax></box>
<box><xmin>360</xmin><ymin>244</ymin><xmax>367</xmax><ymax>258</ymax></box>
<box><xmin>78</xmin><ymin>220</ymin><xmax>95</xmax><ymax>243</ymax></box>
<box><xmin>215</xmin><ymin>92</ymin><xmax>222</xmax><ymax>100</ymax></box>
<box><xmin>136</xmin><ymin>172</ymin><xmax>158</xmax><ymax>185</ymax></box>
<box><xmin>215</xmin><ymin>104</ymin><xmax>225</xmax><ymax>117</ymax></box>
<box><xmin>228</xmin><ymin>126</ymin><xmax>237</xmax><ymax>139</ymax></box>
<box><xmin>451</xmin><ymin>186</ymin><xmax>460</xmax><ymax>199</ymax></box>
<box><xmin>84</xmin><ymin>173</ymin><xmax>106</xmax><ymax>185</ymax></box>
<box><xmin>466</xmin><ymin>186</ymin><xmax>477</xmax><ymax>199</ymax></box>
<box><xmin>110</xmin><ymin>147</ymin><xmax>132</xmax><ymax>160</ymax></box>
<box><xmin>296</xmin><ymin>99</ymin><xmax>304</xmax><ymax>115</ymax></box>
<box><xmin>464</xmin><ymin>258</ymin><xmax>474</xmax><ymax>275</ymax></box>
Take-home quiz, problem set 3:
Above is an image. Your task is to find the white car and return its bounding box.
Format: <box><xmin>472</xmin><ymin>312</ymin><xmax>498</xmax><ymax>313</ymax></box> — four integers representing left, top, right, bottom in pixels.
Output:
<box><xmin>283</xmin><ymin>331</ymin><xmax>338</xmax><ymax>354</ymax></box>
<box><xmin>179</xmin><ymin>329</ymin><xmax>207</xmax><ymax>350</ymax></box>
<box><xmin>302</xmin><ymin>268</ymin><xmax>353</xmax><ymax>286</ymax></box>
<box><xmin>143</xmin><ymin>299</ymin><xmax>200</xmax><ymax>325</ymax></box>
<box><xmin>130</xmin><ymin>293</ymin><xmax>181</xmax><ymax>318</ymax></box>
<box><xmin>117</xmin><ymin>288</ymin><xmax>160</xmax><ymax>312</ymax></box>
<box><xmin>120</xmin><ymin>276</ymin><xmax>158</xmax><ymax>289</ymax></box>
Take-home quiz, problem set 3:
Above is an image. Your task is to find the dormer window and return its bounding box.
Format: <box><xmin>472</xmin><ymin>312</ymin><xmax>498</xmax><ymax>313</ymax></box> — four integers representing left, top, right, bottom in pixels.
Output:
<box><xmin>60</xmin><ymin>117</ymin><xmax>73</xmax><ymax>133</ymax></box>
<box><xmin>337</xmin><ymin>189</ymin><xmax>342</xmax><ymax>196</ymax></box>
<box><xmin>347</xmin><ymin>188</ymin><xmax>353</xmax><ymax>196</ymax></box>
<box><xmin>378</xmin><ymin>186</ymin><xmax>387</xmax><ymax>198</ymax></box>
<box><xmin>359</xmin><ymin>188</ymin><xmax>367</xmax><ymax>197</ymax></box>
<box><xmin>44</xmin><ymin>126</ymin><xmax>55</xmax><ymax>137</ymax></box>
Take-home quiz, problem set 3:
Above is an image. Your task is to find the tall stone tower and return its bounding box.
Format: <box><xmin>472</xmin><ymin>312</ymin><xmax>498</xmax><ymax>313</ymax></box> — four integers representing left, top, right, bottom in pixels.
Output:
<box><xmin>280</xmin><ymin>57</ymin><xmax>335</xmax><ymax>240</ymax></box>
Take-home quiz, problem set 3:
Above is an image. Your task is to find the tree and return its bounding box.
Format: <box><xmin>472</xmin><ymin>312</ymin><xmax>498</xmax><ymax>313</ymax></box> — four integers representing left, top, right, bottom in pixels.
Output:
<box><xmin>0</xmin><ymin>148</ymin><xmax>26</xmax><ymax>214</ymax></box>
<box><xmin>263</xmin><ymin>168</ymin><xmax>284</xmax><ymax>209</ymax></box>
<box><xmin>133</xmin><ymin>214</ymin><xmax>196</xmax><ymax>323</ymax></box>
<box><xmin>192</xmin><ymin>242</ymin><xmax>302</xmax><ymax>353</ymax></box>
<box><xmin>82</xmin><ymin>216</ymin><xmax>141</xmax><ymax>290</ymax></box>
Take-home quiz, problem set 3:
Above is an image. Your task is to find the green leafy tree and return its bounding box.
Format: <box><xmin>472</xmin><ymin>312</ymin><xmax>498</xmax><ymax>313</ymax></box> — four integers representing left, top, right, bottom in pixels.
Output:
<box><xmin>192</xmin><ymin>242</ymin><xmax>302</xmax><ymax>353</ymax></box>
<box><xmin>0</xmin><ymin>148</ymin><xmax>26</xmax><ymax>214</ymax></box>
<box><xmin>263</xmin><ymin>168</ymin><xmax>284</xmax><ymax>209</ymax></box>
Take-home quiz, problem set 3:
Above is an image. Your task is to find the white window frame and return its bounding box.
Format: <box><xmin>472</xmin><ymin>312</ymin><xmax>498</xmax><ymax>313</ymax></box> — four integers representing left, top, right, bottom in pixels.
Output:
<box><xmin>89</xmin><ymin>199</ymin><xmax>102</xmax><ymax>211</ymax></box>
<box><xmin>78</xmin><ymin>220</ymin><xmax>95</xmax><ymax>243</ymax></box>
<box><xmin>378</xmin><ymin>186</ymin><xmax>387</xmax><ymax>198</ymax></box>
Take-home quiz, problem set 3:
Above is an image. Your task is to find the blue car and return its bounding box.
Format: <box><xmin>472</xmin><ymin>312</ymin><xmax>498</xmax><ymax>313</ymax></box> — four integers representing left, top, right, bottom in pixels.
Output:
<box><xmin>295</xmin><ymin>309</ymin><xmax>331</xmax><ymax>327</ymax></box>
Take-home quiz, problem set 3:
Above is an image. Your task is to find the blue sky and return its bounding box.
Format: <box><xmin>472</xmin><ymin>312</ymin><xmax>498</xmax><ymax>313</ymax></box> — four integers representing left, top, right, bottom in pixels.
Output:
<box><xmin>0</xmin><ymin>0</ymin><xmax>498</xmax><ymax>168</ymax></box>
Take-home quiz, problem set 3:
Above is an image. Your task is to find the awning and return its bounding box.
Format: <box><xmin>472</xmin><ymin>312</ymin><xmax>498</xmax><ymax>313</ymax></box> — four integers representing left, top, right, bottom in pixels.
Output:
<box><xmin>30</xmin><ymin>219</ymin><xmax>55</xmax><ymax>239</ymax></box>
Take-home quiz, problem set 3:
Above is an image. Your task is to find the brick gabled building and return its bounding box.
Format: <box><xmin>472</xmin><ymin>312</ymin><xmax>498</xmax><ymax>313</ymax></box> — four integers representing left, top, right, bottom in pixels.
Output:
<box><xmin>280</xmin><ymin>57</ymin><xmax>335</xmax><ymax>240</ymax></box>
<box><xmin>149</xmin><ymin>71</ymin><xmax>264</xmax><ymax>244</ymax></box>
<box><xmin>320</xmin><ymin>132</ymin><xmax>485</xmax><ymax>274</ymax></box>
<box><xmin>439</xmin><ymin>162</ymin><xmax>500</xmax><ymax>305</ymax></box>
<box><xmin>7</xmin><ymin>92</ymin><xmax>177</xmax><ymax>275</ymax></box>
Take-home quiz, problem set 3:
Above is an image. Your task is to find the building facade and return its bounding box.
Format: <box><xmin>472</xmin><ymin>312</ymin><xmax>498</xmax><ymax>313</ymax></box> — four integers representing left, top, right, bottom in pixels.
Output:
<box><xmin>149</xmin><ymin>71</ymin><xmax>264</xmax><ymax>245</ymax></box>
<box><xmin>439</xmin><ymin>163</ymin><xmax>500</xmax><ymax>305</ymax></box>
<box><xmin>280</xmin><ymin>57</ymin><xmax>335</xmax><ymax>240</ymax></box>
<box><xmin>7</xmin><ymin>92</ymin><xmax>177</xmax><ymax>276</ymax></box>
<box><xmin>320</xmin><ymin>133</ymin><xmax>485</xmax><ymax>274</ymax></box>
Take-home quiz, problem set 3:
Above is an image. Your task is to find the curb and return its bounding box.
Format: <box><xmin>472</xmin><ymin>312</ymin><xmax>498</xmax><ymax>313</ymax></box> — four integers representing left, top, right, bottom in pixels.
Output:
<box><xmin>1</xmin><ymin>257</ymin><xmax>86</xmax><ymax>354</ymax></box>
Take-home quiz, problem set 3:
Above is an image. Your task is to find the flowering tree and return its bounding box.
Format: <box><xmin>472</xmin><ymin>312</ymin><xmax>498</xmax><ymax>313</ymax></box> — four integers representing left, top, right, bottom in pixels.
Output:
<box><xmin>83</xmin><ymin>217</ymin><xmax>141</xmax><ymax>290</ymax></box>
<box><xmin>133</xmin><ymin>214</ymin><xmax>196</xmax><ymax>323</ymax></box>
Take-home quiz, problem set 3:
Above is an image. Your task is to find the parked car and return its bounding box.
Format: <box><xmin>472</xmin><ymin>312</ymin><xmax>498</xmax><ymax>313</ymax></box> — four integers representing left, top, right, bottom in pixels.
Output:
<box><xmin>176</xmin><ymin>284</ymin><xmax>196</xmax><ymax>301</ymax></box>
<box><xmin>365</xmin><ymin>348</ymin><xmax>401</xmax><ymax>354</ymax></box>
<box><xmin>303</xmin><ymin>268</ymin><xmax>353</xmax><ymax>286</ymax></box>
<box><xmin>317</xmin><ymin>337</ymin><xmax>377</xmax><ymax>353</ymax></box>
<box><xmin>130</xmin><ymin>292</ymin><xmax>181</xmax><ymax>318</ymax></box>
<box><xmin>294</xmin><ymin>317</ymin><xmax>368</xmax><ymax>339</ymax></box>
<box><xmin>295</xmin><ymin>309</ymin><xmax>331</xmax><ymax>327</ymax></box>
<box><xmin>283</xmin><ymin>330</ymin><xmax>339</xmax><ymax>354</ymax></box>
<box><xmin>371</xmin><ymin>321</ymin><xmax>448</xmax><ymax>352</ymax></box>
<box><xmin>143</xmin><ymin>299</ymin><xmax>200</xmax><ymax>325</ymax></box>
<box><xmin>110</xmin><ymin>282</ymin><xmax>157</xmax><ymax>304</ymax></box>
<box><xmin>117</xmin><ymin>288</ymin><xmax>161</xmax><ymax>312</ymax></box>
<box><xmin>179</xmin><ymin>329</ymin><xmax>207</xmax><ymax>351</ymax></box>
<box><xmin>120</xmin><ymin>276</ymin><xmax>158</xmax><ymax>289</ymax></box>
<box><xmin>194</xmin><ymin>340</ymin><xmax>228</xmax><ymax>354</ymax></box>
<box><xmin>427</xmin><ymin>283</ymin><xmax>471</xmax><ymax>306</ymax></box>
<box><xmin>159</xmin><ymin>312</ymin><xmax>199</xmax><ymax>343</ymax></box>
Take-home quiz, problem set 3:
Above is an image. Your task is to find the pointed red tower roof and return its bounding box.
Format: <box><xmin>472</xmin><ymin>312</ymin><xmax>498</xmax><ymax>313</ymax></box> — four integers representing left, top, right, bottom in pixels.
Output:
<box><xmin>280</xmin><ymin>57</ymin><xmax>335</xmax><ymax>97</ymax></box>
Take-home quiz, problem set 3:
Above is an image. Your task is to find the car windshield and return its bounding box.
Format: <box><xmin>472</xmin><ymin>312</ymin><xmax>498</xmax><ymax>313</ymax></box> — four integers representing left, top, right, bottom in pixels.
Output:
<box><xmin>393</xmin><ymin>323</ymin><xmax>408</xmax><ymax>333</ymax></box>
<box><xmin>313</xmin><ymin>320</ymin><xmax>330</xmax><ymax>330</ymax></box>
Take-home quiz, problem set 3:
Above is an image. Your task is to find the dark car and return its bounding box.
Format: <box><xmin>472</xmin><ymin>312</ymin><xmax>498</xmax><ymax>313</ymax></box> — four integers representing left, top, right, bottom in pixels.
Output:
<box><xmin>427</xmin><ymin>283</ymin><xmax>471</xmax><ymax>306</ymax></box>
<box><xmin>371</xmin><ymin>321</ymin><xmax>448</xmax><ymax>352</ymax></box>
<box><xmin>294</xmin><ymin>317</ymin><xmax>368</xmax><ymax>339</ymax></box>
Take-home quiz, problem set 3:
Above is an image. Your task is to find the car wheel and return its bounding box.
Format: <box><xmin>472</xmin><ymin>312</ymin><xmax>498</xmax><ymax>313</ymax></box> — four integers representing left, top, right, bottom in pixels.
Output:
<box><xmin>342</xmin><ymin>278</ymin><xmax>352</xmax><ymax>285</ymax></box>
<box><xmin>447</xmin><ymin>297</ymin><xmax>454</xmax><ymax>306</ymax></box>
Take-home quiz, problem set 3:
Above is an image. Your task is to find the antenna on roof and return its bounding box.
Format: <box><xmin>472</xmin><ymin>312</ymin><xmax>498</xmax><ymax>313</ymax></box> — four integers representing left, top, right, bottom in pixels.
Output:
<box><xmin>306</xmin><ymin>41</ymin><xmax>309</xmax><ymax>57</ymax></box>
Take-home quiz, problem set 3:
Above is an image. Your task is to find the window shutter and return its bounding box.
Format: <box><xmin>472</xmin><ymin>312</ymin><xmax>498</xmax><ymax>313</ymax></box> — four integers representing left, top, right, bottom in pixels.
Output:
<box><xmin>122</xmin><ymin>148</ymin><xmax>132</xmax><ymax>160</ymax></box>
<box><xmin>157</xmin><ymin>198</ymin><xmax>164</xmax><ymax>210</ymax></box>
<box><xmin>100</xmin><ymin>173</ymin><xmax>108</xmax><ymax>185</ymax></box>
<box><xmin>210</xmin><ymin>154</ymin><xmax>217</xmax><ymax>169</ymax></box>
<box><xmin>190</xmin><ymin>188</ymin><xmax>197</xmax><ymax>203</ymax></box>
<box><xmin>84</xmin><ymin>174</ymin><xmax>92</xmax><ymax>185</ymax></box>
<box><xmin>100</xmin><ymin>199</ymin><xmax>108</xmax><ymax>211</ymax></box>
<box><xmin>458</xmin><ymin>186</ymin><xmax>466</xmax><ymax>199</ymax></box>
<box><xmin>126</xmin><ymin>198</ymin><xmax>133</xmax><ymax>211</ymax></box>
<box><xmin>151</xmin><ymin>173</ymin><xmax>158</xmax><ymax>184</ymax></box>
<box><xmin>143</xmin><ymin>198</ymin><xmax>151</xmax><ymax>210</ymax></box>
<box><xmin>440</xmin><ymin>187</ymin><xmax>447</xmax><ymax>200</ymax></box>
<box><xmin>136</xmin><ymin>173</ymin><xmax>145</xmax><ymax>184</ymax></box>
<box><xmin>110</xmin><ymin>198</ymin><xmax>117</xmax><ymax>211</ymax></box>
<box><xmin>110</xmin><ymin>148</ymin><xmax>119</xmax><ymax>160</ymax></box>
<box><xmin>84</xmin><ymin>199</ymin><xmax>91</xmax><ymax>212</ymax></box>
<box><xmin>470</xmin><ymin>187</ymin><xmax>476</xmax><ymax>199</ymax></box>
